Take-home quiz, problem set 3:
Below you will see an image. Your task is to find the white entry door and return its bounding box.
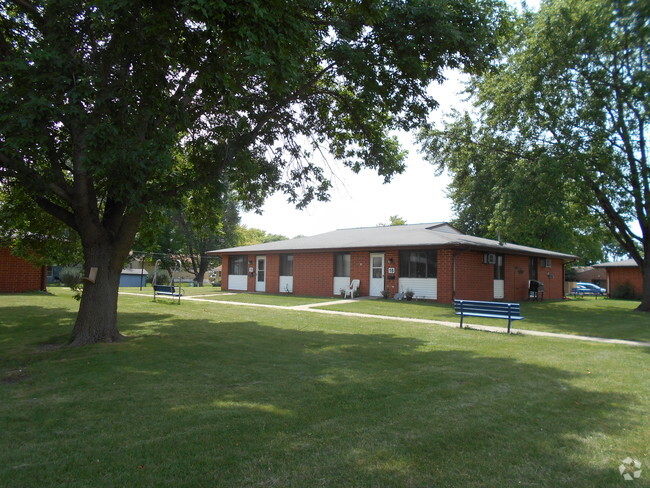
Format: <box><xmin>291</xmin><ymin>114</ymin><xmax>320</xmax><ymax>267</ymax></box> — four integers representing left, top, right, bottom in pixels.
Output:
<box><xmin>256</xmin><ymin>256</ymin><xmax>266</xmax><ymax>292</ymax></box>
<box><xmin>369</xmin><ymin>253</ymin><xmax>385</xmax><ymax>297</ymax></box>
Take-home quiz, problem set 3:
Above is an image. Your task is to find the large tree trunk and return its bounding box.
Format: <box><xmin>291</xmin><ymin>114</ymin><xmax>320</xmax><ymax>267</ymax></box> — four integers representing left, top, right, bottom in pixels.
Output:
<box><xmin>194</xmin><ymin>254</ymin><xmax>212</xmax><ymax>287</ymax></box>
<box><xmin>69</xmin><ymin>209</ymin><xmax>143</xmax><ymax>346</ymax></box>
<box><xmin>70</xmin><ymin>243</ymin><xmax>126</xmax><ymax>346</ymax></box>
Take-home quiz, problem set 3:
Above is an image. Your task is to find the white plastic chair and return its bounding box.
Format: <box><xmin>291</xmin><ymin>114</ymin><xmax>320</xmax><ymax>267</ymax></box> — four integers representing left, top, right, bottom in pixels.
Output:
<box><xmin>344</xmin><ymin>279</ymin><xmax>360</xmax><ymax>298</ymax></box>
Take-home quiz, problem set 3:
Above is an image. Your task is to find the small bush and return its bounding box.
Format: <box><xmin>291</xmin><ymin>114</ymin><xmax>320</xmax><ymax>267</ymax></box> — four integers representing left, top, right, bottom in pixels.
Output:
<box><xmin>611</xmin><ymin>281</ymin><xmax>640</xmax><ymax>300</ymax></box>
<box><xmin>59</xmin><ymin>266</ymin><xmax>83</xmax><ymax>300</ymax></box>
<box><xmin>150</xmin><ymin>270</ymin><xmax>171</xmax><ymax>285</ymax></box>
<box><xmin>59</xmin><ymin>266</ymin><xmax>82</xmax><ymax>289</ymax></box>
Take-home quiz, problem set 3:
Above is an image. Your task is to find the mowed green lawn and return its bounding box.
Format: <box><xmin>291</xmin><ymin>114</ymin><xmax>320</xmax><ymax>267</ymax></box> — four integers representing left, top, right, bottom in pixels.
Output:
<box><xmin>1</xmin><ymin>290</ymin><xmax>648</xmax><ymax>488</ymax></box>
<box><xmin>317</xmin><ymin>297</ymin><xmax>650</xmax><ymax>343</ymax></box>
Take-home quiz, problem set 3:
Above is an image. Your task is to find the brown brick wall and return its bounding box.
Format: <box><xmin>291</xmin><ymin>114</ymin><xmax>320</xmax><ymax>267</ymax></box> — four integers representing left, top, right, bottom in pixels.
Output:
<box><xmin>294</xmin><ymin>252</ymin><xmax>335</xmax><ymax>296</ymax></box>
<box><xmin>508</xmin><ymin>255</ymin><xmax>531</xmax><ymax>301</ymax></box>
<box><xmin>221</xmin><ymin>255</ymin><xmax>229</xmax><ymax>290</ymax></box>
<box><xmin>384</xmin><ymin>250</ymin><xmax>399</xmax><ymax>297</ymax></box>
<box><xmin>0</xmin><ymin>247</ymin><xmax>46</xmax><ymax>293</ymax></box>
<box><xmin>608</xmin><ymin>267</ymin><xmax>642</xmax><ymax>296</ymax></box>
<box><xmin>454</xmin><ymin>251</ymin><xmax>494</xmax><ymax>301</ymax></box>
<box><xmin>350</xmin><ymin>251</ymin><xmax>369</xmax><ymax>296</ymax></box>
<box><xmin>265</xmin><ymin>254</ymin><xmax>280</xmax><ymax>294</ymax></box>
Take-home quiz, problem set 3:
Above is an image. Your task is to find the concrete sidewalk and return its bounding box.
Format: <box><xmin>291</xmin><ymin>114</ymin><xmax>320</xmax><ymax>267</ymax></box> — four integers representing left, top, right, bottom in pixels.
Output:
<box><xmin>120</xmin><ymin>292</ymin><xmax>650</xmax><ymax>348</ymax></box>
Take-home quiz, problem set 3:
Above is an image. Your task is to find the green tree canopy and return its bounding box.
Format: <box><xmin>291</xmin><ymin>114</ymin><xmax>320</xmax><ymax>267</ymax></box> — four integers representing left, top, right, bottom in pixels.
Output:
<box><xmin>134</xmin><ymin>187</ymin><xmax>241</xmax><ymax>285</ymax></box>
<box><xmin>0</xmin><ymin>0</ymin><xmax>510</xmax><ymax>344</ymax></box>
<box><xmin>420</xmin><ymin>0</ymin><xmax>648</xmax><ymax>306</ymax></box>
<box><xmin>378</xmin><ymin>215</ymin><xmax>407</xmax><ymax>226</ymax></box>
<box><xmin>234</xmin><ymin>226</ymin><xmax>288</xmax><ymax>246</ymax></box>
<box><xmin>420</xmin><ymin>112</ymin><xmax>620</xmax><ymax>263</ymax></box>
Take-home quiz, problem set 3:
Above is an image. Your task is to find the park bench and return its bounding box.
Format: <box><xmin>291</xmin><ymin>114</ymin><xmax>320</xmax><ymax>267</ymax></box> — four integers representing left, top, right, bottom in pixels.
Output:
<box><xmin>153</xmin><ymin>284</ymin><xmax>182</xmax><ymax>304</ymax></box>
<box><xmin>453</xmin><ymin>299</ymin><xmax>524</xmax><ymax>334</ymax></box>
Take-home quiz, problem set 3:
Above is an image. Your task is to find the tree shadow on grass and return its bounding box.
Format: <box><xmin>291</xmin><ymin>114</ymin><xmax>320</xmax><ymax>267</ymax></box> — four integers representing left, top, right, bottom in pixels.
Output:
<box><xmin>0</xmin><ymin>304</ymin><xmax>176</xmax><ymax>369</ymax></box>
<box><xmin>2</xmin><ymin>307</ymin><xmax>645</xmax><ymax>488</ymax></box>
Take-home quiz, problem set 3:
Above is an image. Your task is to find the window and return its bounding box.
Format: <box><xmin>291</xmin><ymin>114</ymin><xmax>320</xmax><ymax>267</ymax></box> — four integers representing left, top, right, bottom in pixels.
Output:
<box><xmin>280</xmin><ymin>254</ymin><xmax>293</xmax><ymax>276</ymax></box>
<box><xmin>494</xmin><ymin>254</ymin><xmax>504</xmax><ymax>280</ymax></box>
<box><xmin>334</xmin><ymin>253</ymin><xmax>350</xmax><ymax>277</ymax></box>
<box><xmin>228</xmin><ymin>255</ymin><xmax>247</xmax><ymax>275</ymax></box>
<box><xmin>399</xmin><ymin>250</ymin><xmax>437</xmax><ymax>278</ymax></box>
<box><xmin>529</xmin><ymin>257</ymin><xmax>538</xmax><ymax>281</ymax></box>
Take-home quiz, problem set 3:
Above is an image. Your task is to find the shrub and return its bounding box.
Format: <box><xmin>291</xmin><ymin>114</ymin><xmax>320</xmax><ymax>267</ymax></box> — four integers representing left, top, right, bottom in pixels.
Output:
<box><xmin>611</xmin><ymin>281</ymin><xmax>640</xmax><ymax>300</ymax></box>
<box><xmin>59</xmin><ymin>266</ymin><xmax>82</xmax><ymax>289</ymax></box>
<box><xmin>150</xmin><ymin>269</ymin><xmax>170</xmax><ymax>285</ymax></box>
<box><xmin>59</xmin><ymin>266</ymin><xmax>83</xmax><ymax>300</ymax></box>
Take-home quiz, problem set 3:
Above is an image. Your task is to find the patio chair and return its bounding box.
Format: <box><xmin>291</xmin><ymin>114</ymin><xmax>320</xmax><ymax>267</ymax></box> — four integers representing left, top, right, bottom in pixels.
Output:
<box><xmin>344</xmin><ymin>279</ymin><xmax>360</xmax><ymax>298</ymax></box>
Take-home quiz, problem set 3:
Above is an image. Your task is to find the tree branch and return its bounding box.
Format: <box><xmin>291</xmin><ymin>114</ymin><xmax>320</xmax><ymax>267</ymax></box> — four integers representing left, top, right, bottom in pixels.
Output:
<box><xmin>0</xmin><ymin>151</ymin><xmax>74</xmax><ymax>205</ymax></box>
<box><xmin>33</xmin><ymin>196</ymin><xmax>78</xmax><ymax>231</ymax></box>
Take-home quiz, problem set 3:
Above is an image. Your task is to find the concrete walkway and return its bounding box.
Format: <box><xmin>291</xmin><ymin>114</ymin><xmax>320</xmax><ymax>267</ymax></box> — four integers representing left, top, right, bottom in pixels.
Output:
<box><xmin>119</xmin><ymin>292</ymin><xmax>650</xmax><ymax>348</ymax></box>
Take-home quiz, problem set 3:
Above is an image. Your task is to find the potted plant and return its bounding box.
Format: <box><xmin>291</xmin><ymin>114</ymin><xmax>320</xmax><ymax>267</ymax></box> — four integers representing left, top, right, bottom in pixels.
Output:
<box><xmin>405</xmin><ymin>289</ymin><xmax>414</xmax><ymax>301</ymax></box>
<box><xmin>380</xmin><ymin>289</ymin><xmax>389</xmax><ymax>299</ymax></box>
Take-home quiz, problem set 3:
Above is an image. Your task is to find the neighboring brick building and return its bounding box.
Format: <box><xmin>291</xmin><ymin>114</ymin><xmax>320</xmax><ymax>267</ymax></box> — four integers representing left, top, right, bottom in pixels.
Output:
<box><xmin>209</xmin><ymin>223</ymin><xmax>575</xmax><ymax>303</ymax></box>
<box><xmin>571</xmin><ymin>266</ymin><xmax>608</xmax><ymax>289</ymax></box>
<box><xmin>0</xmin><ymin>246</ymin><xmax>47</xmax><ymax>293</ymax></box>
<box><xmin>594</xmin><ymin>259</ymin><xmax>642</xmax><ymax>298</ymax></box>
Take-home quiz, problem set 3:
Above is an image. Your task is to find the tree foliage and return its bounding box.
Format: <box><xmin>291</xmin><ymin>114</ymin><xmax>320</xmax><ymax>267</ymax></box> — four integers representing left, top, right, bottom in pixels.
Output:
<box><xmin>420</xmin><ymin>112</ymin><xmax>620</xmax><ymax>263</ymax></box>
<box><xmin>378</xmin><ymin>215</ymin><xmax>407</xmax><ymax>226</ymax></box>
<box><xmin>134</xmin><ymin>188</ymin><xmax>241</xmax><ymax>285</ymax></box>
<box><xmin>421</xmin><ymin>0</ymin><xmax>648</xmax><ymax>304</ymax></box>
<box><xmin>234</xmin><ymin>226</ymin><xmax>288</xmax><ymax>247</ymax></box>
<box><xmin>0</xmin><ymin>0</ymin><xmax>510</xmax><ymax>344</ymax></box>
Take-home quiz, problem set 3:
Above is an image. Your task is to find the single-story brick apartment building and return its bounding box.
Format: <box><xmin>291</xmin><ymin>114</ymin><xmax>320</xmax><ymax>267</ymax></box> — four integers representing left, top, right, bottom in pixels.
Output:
<box><xmin>209</xmin><ymin>223</ymin><xmax>576</xmax><ymax>303</ymax></box>
<box><xmin>594</xmin><ymin>258</ymin><xmax>642</xmax><ymax>298</ymax></box>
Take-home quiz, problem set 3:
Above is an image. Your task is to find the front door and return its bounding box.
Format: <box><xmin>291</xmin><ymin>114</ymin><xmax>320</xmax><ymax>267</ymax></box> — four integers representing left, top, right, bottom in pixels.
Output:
<box><xmin>256</xmin><ymin>256</ymin><xmax>266</xmax><ymax>292</ymax></box>
<box><xmin>369</xmin><ymin>253</ymin><xmax>385</xmax><ymax>297</ymax></box>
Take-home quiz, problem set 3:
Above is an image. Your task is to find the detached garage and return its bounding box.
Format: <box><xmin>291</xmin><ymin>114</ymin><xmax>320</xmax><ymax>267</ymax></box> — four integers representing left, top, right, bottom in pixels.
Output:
<box><xmin>209</xmin><ymin>223</ymin><xmax>576</xmax><ymax>303</ymax></box>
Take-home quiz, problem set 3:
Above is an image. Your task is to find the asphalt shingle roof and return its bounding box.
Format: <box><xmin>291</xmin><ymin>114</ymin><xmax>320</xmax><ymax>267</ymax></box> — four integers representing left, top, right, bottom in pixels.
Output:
<box><xmin>209</xmin><ymin>222</ymin><xmax>577</xmax><ymax>259</ymax></box>
<box><xmin>594</xmin><ymin>258</ymin><xmax>638</xmax><ymax>268</ymax></box>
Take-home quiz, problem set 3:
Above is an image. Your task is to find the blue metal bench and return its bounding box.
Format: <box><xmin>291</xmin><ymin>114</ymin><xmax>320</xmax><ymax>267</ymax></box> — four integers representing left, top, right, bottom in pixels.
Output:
<box><xmin>153</xmin><ymin>284</ymin><xmax>182</xmax><ymax>304</ymax></box>
<box><xmin>453</xmin><ymin>299</ymin><xmax>524</xmax><ymax>334</ymax></box>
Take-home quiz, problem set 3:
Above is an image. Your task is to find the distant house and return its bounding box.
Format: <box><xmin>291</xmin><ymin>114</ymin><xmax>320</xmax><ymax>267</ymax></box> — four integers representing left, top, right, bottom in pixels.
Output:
<box><xmin>0</xmin><ymin>246</ymin><xmax>47</xmax><ymax>293</ymax></box>
<box><xmin>594</xmin><ymin>259</ymin><xmax>642</xmax><ymax>297</ymax></box>
<box><xmin>570</xmin><ymin>266</ymin><xmax>607</xmax><ymax>289</ymax></box>
<box><xmin>46</xmin><ymin>265</ymin><xmax>63</xmax><ymax>284</ymax></box>
<box><xmin>119</xmin><ymin>268</ymin><xmax>148</xmax><ymax>287</ymax></box>
<box><xmin>211</xmin><ymin>265</ymin><xmax>222</xmax><ymax>284</ymax></box>
<box><xmin>209</xmin><ymin>223</ymin><xmax>576</xmax><ymax>303</ymax></box>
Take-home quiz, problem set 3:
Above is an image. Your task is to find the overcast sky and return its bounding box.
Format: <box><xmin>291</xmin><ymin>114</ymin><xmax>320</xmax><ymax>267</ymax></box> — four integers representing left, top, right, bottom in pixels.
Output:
<box><xmin>241</xmin><ymin>2</ymin><xmax>539</xmax><ymax>239</ymax></box>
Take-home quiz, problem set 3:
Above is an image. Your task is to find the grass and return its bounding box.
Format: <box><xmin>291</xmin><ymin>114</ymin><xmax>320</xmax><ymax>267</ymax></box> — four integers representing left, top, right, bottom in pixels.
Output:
<box><xmin>316</xmin><ymin>297</ymin><xmax>650</xmax><ymax>342</ymax></box>
<box><xmin>1</xmin><ymin>289</ymin><xmax>649</xmax><ymax>487</ymax></box>
<box><xmin>124</xmin><ymin>284</ymin><xmax>337</xmax><ymax>307</ymax></box>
